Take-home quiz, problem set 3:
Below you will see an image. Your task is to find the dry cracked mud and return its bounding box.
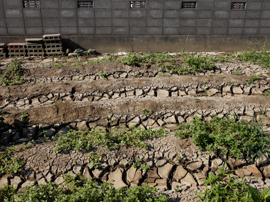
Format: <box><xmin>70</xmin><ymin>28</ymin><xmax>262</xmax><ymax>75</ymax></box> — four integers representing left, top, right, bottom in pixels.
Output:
<box><xmin>1</xmin><ymin>53</ymin><xmax>270</xmax><ymax>201</ymax></box>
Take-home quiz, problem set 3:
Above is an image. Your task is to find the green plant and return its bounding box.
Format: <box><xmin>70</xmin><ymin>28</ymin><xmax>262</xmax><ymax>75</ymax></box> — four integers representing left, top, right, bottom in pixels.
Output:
<box><xmin>194</xmin><ymin>98</ymin><xmax>201</xmax><ymax>103</ymax></box>
<box><xmin>73</xmin><ymin>68</ymin><xmax>77</xmax><ymax>72</ymax></box>
<box><xmin>0</xmin><ymin>59</ymin><xmax>26</xmax><ymax>86</ymax></box>
<box><xmin>54</xmin><ymin>127</ymin><xmax>166</xmax><ymax>152</ymax></box>
<box><xmin>211</xmin><ymin>55</ymin><xmax>233</xmax><ymax>63</ymax></box>
<box><xmin>181</xmin><ymin>54</ymin><xmax>216</xmax><ymax>72</ymax></box>
<box><xmin>142</xmin><ymin>109</ymin><xmax>152</xmax><ymax>116</ymax></box>
<box><xmin>0</xmin><ymin>141</ymin><xmax>33</xmax><ymax>175</ymax></box>
<box><xmin>246</xmin><ymin>74</ymin><xmax>261</xmax><ymax>84</ymax></box>
<box><xmin>263</xmin><ymin>91</ymin><xmax>270</xmax><ymax>97</ymax></box>
<box><xmin>0</xmin><ymin>174</ymin><xmax>168</xmax><ymax>202</ymax></box>
<box><xmin>99</xmin><ymin>71</ymin><xmax>108</xmax><ymax>80</ymax></box>
<box><xmin>175</xmin><ymin>115</ymin><xmax>270</xmax><ymax>159</ymax></box>
<box><xmin>19</xmin><ymin>112</ymin><xmax>29</xmax><ymax>121</ymax></box>
<box><xmin>232</xmin><ymin>71</ymin><xmax>243</xmax><ymax>75</ymax></box>
<box><xmin>132</xmin><ymin>158</ymin><xmax>149</xmax><ymax>172</ymax></box>
<box><xmin>248</xmin><ymin>186</ymin><xmax>270</xmax><ymax>202</ymax></box>
<box><xmin>157</xmin><ymin>73</ymin><xmax>170</xmax><ymax>77</ymax></box>
<box><xmin>195</xmin><ymin>163</ymin><xmax>250</xmax><ymax>202</ymax></box>
<box><xmin>88</xmin><ymin>152</ymin><xmax>103</xmax><ymax>169</ymax></box>
<box><xmin>58</xmin><ymin>99</ymin><xmax>62</xmax><ymax>104</ymax></box>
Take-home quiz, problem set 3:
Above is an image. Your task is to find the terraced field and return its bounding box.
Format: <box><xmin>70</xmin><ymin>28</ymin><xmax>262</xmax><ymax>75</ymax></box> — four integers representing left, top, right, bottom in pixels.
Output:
<box><xmin>1</xmin><ymin>52</ymin><xmax>270</xmax><ymax>201</ymax></box>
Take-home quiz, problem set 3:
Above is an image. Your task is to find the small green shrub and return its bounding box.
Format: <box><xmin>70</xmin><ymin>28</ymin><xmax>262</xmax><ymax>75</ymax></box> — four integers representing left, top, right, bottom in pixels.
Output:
<box><xmin>142</xmin><ymin>109</ymin><xmax>153</xmax><ymax>116</ymax></box>
<box><xmin>0</xmin><ymin>59</ymin><xmax>26</xmax><ymax>86</ymax></box>
<box><xmin>0</xmin><ymin>141</ymin><xmax>33</xmax><ymax>175</ymax></box>
<box><xmin>88</xmin><ymin>152</ymin><xmax>103</xmax><ymax>169</ymax></box>
<box><xmin>132</xmin><ymin>158</ymin><xmax>149</xmax><ymax>172</ymax></box>
<box><xmin>0</xmin><ymin>174</ymin><xmax>169</xmax><ymax>202</ymax></box>
<box><xmin>246</xmin><ymin>74</ymin><xmax>261</xmax><ymax>84</ymax></box>
<box><xmin>211</xmin><ymin>55</ymin><xmax>233</xmax><ymax>63</ymax></box>
<box><xmin>263</xmin><ymin>91</ymin><xmax>270</xmax><ymax>97</ymax></box>
<box><xmin>181</xmin><ymin>54</ymin><xmax>215</xmax><ymax>72</ymax></box>
<box><xmin>194</xmin><ymin>98</ymin><xmax>201</xmax><ymax>103</ymax></box>
<box><xmin>175</xmin><ymin>115</ymin><xmax>270</xmax><ymax>159</ymax></box>
<box><xmin>232</xmin><ymin>71</ymin><xmax>243</xmax><ymax>75</ymax></box>
<box><xmin>196</xmin><ymin>163</ymin><xmax>250</xmax><ymax>202</ymax></box>
<box><xmin>99</xmin><ymin>71</ymin><xmax>108</xmax><ymax>80</ymax></box>
<box><xmin>55</xmin><ymin>127</ymin><xmax>166</xmax><ymax>152</ymax></box>
<box><xmin>19</xmin><ymin>112</ymin><xmax>29</xmax><ymax>121</ymax></box>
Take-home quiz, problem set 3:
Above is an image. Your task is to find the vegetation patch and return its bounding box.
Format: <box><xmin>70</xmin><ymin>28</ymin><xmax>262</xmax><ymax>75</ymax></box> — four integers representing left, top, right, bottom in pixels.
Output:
<box><xmin>0</xmin><ymin>59</ymin><xmax>26</xmax><ymax>86</ymax></box>
<box><xmin>54</xmin><ymin>127</ymin><xmax>166</xmax><ymax>152</ymax></box>
<box><xmin>174</xmin><ymin>115</ymin><xmax>270</xmax><ymax>159</ymax></box>
<box><xmin>245</xmin><ymin>74</ymin><xmax>261</xmax><ymax>84</ymax></box>
<box><xmin>0</xmin><ymin>141</ymin><xmax>33</xmax><ymax>176</ymax></box>
<box><xmin>0</xmin><ymin>174</ymin><xmax>168</xmax><ymax>202</ymax></box>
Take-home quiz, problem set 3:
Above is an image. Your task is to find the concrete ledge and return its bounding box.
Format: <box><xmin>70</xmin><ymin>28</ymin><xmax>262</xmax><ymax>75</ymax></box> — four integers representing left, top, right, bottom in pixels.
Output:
<box><xmin>0</xmin><ymin>35</ymin><xmax>270</xmax><ymax>52</ymax></box>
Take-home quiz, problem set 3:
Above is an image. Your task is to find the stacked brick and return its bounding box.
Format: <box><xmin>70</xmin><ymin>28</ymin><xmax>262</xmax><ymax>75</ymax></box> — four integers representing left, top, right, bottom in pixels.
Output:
<box><xmin>7</xmin><ymin>43</ymin><xmax>26</xmax><ymax>57</ymax></box>
<box><xmin>25</xmin><ymin>38</ymin><xmax>45</xmax><ymax>57</ymax></box>
<box><xmin>43</xmin><ymin>34</ymin><xmax>63</xmax><ymax>56</ymax></box>
<box><xmin>0</xmin><ymin>43</ymin><xmax>7</xmax><ymax>57</ymax></box>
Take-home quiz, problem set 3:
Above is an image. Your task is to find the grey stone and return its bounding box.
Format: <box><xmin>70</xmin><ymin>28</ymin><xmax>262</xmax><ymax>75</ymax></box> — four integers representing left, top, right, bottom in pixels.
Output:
<box><xmin>55</xmin><ymin>176</ymin><xmax>64</xmax><ymax>185</ymax></box>
<box><xmin>38</xmin><ymin>178</ymin><xmax>47</xmax><ymax>185</ymax></box>
<box><xmin>156</xmin><ymin>159</ymin><xmax>167</xmax><ymax>167</ymax></box>
<box><xmin>0</xmin><ymin>176</ymin><xmax>9</xmax><ymax>189</ymax></box>
<box><xmin>73</xmin><ymin>166</ymin><xmax>82</xmax><ymax>174</ymax></box>
<box><xmin>158</xmin><ymin>163</ymin><xmax>173</xmax><ymax>179</ymax></box>
<box><xmin>181</xmin><ymin>173</ymin><xmax>197</xmax><ymax>186</ymax></box>
<box><xmin>108</xmin><ymin>168</ymin><xmax>127</xmax><ymax>189</ymax></box>
<box><xmin>186</xmin><ymin>161</ymin><xmax>203</xmax><ymax>171</ymax></box>
<box><xmin>173</xmin><ymin>165</ymin><xmax>187</xmax><ymax>182</ymax></box>
<box><xmin>83</xmin><ymin>167</ymin><xmax>92</xmax><ymax>180</ymax></box>
<box><xmin>10</xmin><ymin>176</ymin><xmax>22</xmax><ymax>189</ymax></box>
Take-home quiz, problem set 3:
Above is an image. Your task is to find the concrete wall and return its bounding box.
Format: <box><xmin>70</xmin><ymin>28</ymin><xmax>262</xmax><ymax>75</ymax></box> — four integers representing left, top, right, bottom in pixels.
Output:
<box><xmin>0</xmin><ymin>0</ymin><xmax>270</xmax><ymax>52</ymax></box>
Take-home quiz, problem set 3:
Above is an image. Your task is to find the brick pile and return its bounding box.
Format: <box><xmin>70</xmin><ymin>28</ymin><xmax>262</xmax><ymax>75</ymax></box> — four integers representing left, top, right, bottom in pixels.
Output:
<box><xmin>0</xmin><ymin>43</ymin><xmax>7</xmax><ymax>57</ymax></box>
<box><xmin>25</xmin><ymin>38</ymin><xmax>44</xmax><ymax>57</ymax></box>
<box><xmin>7</xmin><ymin>43</ymin><xmax>26</xmax><ymax>57</ymax></box>
<box><xmin>43</xmin><ymin>34</ymin><xmax>63</xmax><ymax>56</ymax></box>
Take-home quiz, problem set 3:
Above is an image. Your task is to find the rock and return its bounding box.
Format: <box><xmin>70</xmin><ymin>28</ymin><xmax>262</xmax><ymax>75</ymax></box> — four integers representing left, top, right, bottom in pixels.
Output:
<box><xmin>164</xmin><ymin>115</ymin><xmax>177</xmax><ymax>124</ymax></box>
<box><xmin>177</xmin><ymin>116</ymin><xmax>185</xmax><ymax>124</ymax></box>
<box><xmin>10</xmin><ymin>176</ymin><xmax>22</xmax><ymax>189</ymax></box>
<box><xmin>128</xmin><ymin>117</ymin><xmax>140</xmax><ymax>127</ymax></box>
<box><xmin>181</xmin><ymin>173</ymin><xmax>197</xmax><ymax>186</ymax></box>
<box><xmin>156</xmin><ymin>159</ymin><xmax>167</xmax><ymax>167</ymax></box>
<box><xmin>83</xmin><ymin>167</ymin><xmax>92</xmax><ymax>180</ymax></box>
<box><xmin>58</xmin><ymin>127</ymin><xmax>70</xmax><ymax>135</ymax></box>
<box><xmin>73</xmin><ymin>166</ymin><xmax>82</xmax><ymax>174</ymax></box>
<box><xmin>21</xmin><ymin>180</ymin><xmax>35</xmax><ymax>189</ymax></box>
<box><xmin>247</xmin><ymin>165</ymin><xmax>263</xmax><ymax>179</ymax></box>
<box><xmin>38</xmin><ymin>178</ymin><xmax>47</xmax><ymax>185</ymax></box>
<box><xmin>173</xmin><ymin>165</ymin><xmax>187</xmax><ymax>182</ymax></box>
<box><xmin>44</xmin><ymin>128</ymin><xmax>56</xmax><ymax>137</ymax></box>
<box><xmin>0</xmin><ymin>176</ymin><xmax>9</xmax><ymax>189</ymax></box>
<box><xmin>132</xmin><ymin>170</ymin><xmax>142</xmax><ymax>183</ymax></box>
<box><xmin>211</xmin><ymin>158</ymin><xmax>223</xmax><ymax>172</ymax></box>
<box><xmin>25</xmin><ymin>169</ymin><xmax>36</xmax><ymax>181</ymax></box>
<box><xmin>186</xmin><ymin>161</ymin><xmax>203</xmax><ymax>171</ymax></box>
<box><xmin>155</xmin><ymin>178</ymin><xmax>168</xmax><ymax>190</ymax></box>
<box><xmin>108</xmin><ymin>168</ymin><xmax>128</xmax><ymax>189</ymax></box>
<box><xmin>147</xmin><ymin>167</ymin><xmax>160</xmax><ymax>178</ymax></box>
<box><xmin>92</xmin><ymin>168</ymin><xmax>104</xmax><ymax>179</ymax></box>
<box><xmin>126</xmin><ymin>167</ymin><xmax>137</xmax><ymax>183</ymax></box>
<box><xmin>157</xmin><ymin>89</ymin><xmax>168</xmax><ymax>97</ymax></box>
<box><xmin>46</xmin><ymin>172</ymin><xmax>54</xmax><ymax>182</ymax></box>
<box><xmin>233</xmin><ymin>86</ymin><xmax>243</xmax><ymax>94</ymax></box>
<box><xmin>207</xmin><ymin>88</ymin><xmax>218</xmax><ymax>96</ymax></box>
<box><xmin>119</xmin><ymin>159</ymin><xmax>130</xmax><ymax>167</ymax></box>
<box><xmin>158</xmin><ymin>163</ymin><xmax>173</xmax><ymax>179</ymax></box>
<box><xmin>55</xmin><ymin>176</ymin><xmax>64</xmax><ymax>185</ymax></box>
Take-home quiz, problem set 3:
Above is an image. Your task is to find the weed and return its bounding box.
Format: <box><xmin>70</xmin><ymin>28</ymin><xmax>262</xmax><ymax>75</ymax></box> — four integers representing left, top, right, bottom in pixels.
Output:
<box><xmin>175</xmin><ymin>115</ymin><xmax>270</xmax><ymax>159</ymax></box>
<box><xmin>208</xmin><ymin>74</ymin><xmax>213</xmax><ymax>76</ymax></box>
<box><xmin>0</xmin><ymin>141</ymin><xmax>33</xmax><ymax>175</ymax></box>
<box><xmin>211</xmin><ymin>55</ymin><xmax>233</xmax><ymax>63</ymax></box>
<box><xmin>62</xmin><ymin>81</ymin><xmax>67</xmax><ymax>85</ymax></box>
<box><xmin>157</xmin><ymin>73</ymin><xmax>170</xmax><ymax>77</ymax></box>
<box><xmin>53</xmin><ymin>63</ymin><xmax>63</xmax><ymax>68</ymax></box>
<box><xmin>19</xmin><ymin>113</ymin><xmax>29</xmax><ymax>121</ymax></box>
<box><xmin>142</xmin><ymin>109</ymin><xmax>152</xmax><ymax>116</ymax></box>
<box><xmin>72</xmin><ymin>78</ymin><xmax>80</xmax><ymax>81</ymax></box>
<box><xmin>227</xmin><ymin>81</ymin><xmax>233</xmax><ymax>85</ymax></box>
<box><xmin>195</xmin><ymin>163</ymin><xmax>250</xmax><ymax>202</ymax></box>
<box><xmin>58</xmin><ymin>99</ymin><xmax>62</xmax><ymax>104</ymax></box>
<box><xmin>181</xmin><ymin>54</ymin><xmax>215</xmax><ymax>72</ymax></box>
<box><xmin>0</xmin><ymin>174</ymin><xmax>169</xmax><ymax>201</ymax></box>
<box><xmin>88</xmin><ymin>152</ymin><xmax>103</xmax><ymax>169</ymax></box>
<box><xmin>232</xmin><ymin>71</ymin><xmax>243</xmax><ymax>75</ymax></box>
<box><xmin>132</xmin><ymin>158</ymin><xmax>150</xmax><ymax>172</ymax></box>
<box><xmin>99</xmin><ymin>71</ymin><xmax>108</xmax><ymax>80</ymax></box>
<box><xmin>54</xmin><ymin>127</ymin><xmax>166</xmax><ymax>152</ymax></box>
<box><xmin>263</xmin><ymin>91</ymin><xmax>270</xmax><ymax>97</ymax></box>
<box><xmin>0</xmin><ymin>59</ymin><xmax>25</xmax><ymax>86</ymax></box>
<box><xmin>73</xmin><ymin>68</ymin><xmax>77</xmax><ymax>72</ymax></box>
<box><xmin>194</xmin><ymin>98</ymin><xmax>201</xmax><ymax>103</ymax></box>
<box><xmin>246</xmin><ymin>74</ymin><xmax>261</xmax><ymax>84</ymax></box>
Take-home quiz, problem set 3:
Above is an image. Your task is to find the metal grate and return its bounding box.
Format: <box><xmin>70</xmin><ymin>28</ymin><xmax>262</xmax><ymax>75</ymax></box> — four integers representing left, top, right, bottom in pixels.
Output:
<box><xmin>182</xmin><ymin>2</ymin><xmax>197</xmax><ymax>9</ymax></box>
<box><xmin>23</xmin><ymin>0</ymin><xmax>39</xmax><ymax>8</ymax></box>
<box><xmin>78</xmin><ymin>1</ymin><xmax>93</xmax><ymax>8</ymax></box>
<box><xmin>130</xmin><ymin>1</ymin><xmax>146</xmax><ymax>8</ymax></box>
<box><xmin>231</xmin><ymin>2</ymin><xmax>246</xmax><ymax>10</ymax></box>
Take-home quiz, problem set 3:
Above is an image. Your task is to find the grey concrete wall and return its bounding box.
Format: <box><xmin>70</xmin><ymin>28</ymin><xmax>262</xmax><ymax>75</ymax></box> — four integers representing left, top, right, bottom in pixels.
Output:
<box><xmin>0</xmin><ymin>0</ymin><xmax>270</xmax><ymax>52</ymax></box>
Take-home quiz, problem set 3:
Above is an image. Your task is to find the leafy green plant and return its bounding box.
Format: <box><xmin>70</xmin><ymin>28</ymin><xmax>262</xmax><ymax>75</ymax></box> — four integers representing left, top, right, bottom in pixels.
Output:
<box><xmin>211</xmin><ymin>55</ymin><xmax>233</xmax><ymax>63</ymax></box>
<box><xmin>88</xmin><ymin>152</ymin><xmax>103</xmax><ymax>169</ymax></box>
<box><xmin>0</xmin><ymin>174</ymin><xmax>169</xmax><ymax>202</ymax></box>
<box><xmin>142</xmin><ymin>109</ymin><xmax>152</xmax><ymax>116</ymax></box>
<box><xmin>58</xmin><ymin>99</ymin><xmax>62</xmax><ymax>104</ymax></box>
<box><xmin>194</xmin><ymin>98</ymin><xmax>201</xmax><ymax>103</ymax></box>
<box><xmin>157</xmin><ymin>73</ymin><xmax>170</xmax><ymax>77</ymax></box>
<box><xmin>232</xmin><ymin>71</ymin><xmax>243</xmax><ymax>75</ymax></box>
<box><xmin>246</xmin><ymin>74</ymin><xmax>261</xmax><ymax>84</ymax></box>
<box><xmin>132</xmin><ymin>158</ymin><xmax>149</xmax><ymax>172</ymax></box>
<box><xmin>54</xmin><ymin>127</ymin><xmax>166</xmax><ymax>152</ymax></box>
<box><xmin>248</xmin><ymin>186</ymin><xmax>270</xmax><ymax>202</ymax></box>
<box><xmin>175</xmin><ymin>115</ymin><xmax>270</xmax><ymax>159</ymax></box>
<box><xmin>73</xmin><ymin>68</ymin><xmax>77</xmax><ymax>72</ymax></box>
<box><xmin>0</xmin><ymin>141</ymin><xmax>33</xmax><ymax>175</ymax></box>
<box><xmin>19</xmin><ymin>112</ymin><xmax>29</xmax><ymax>121</ymax></box>
<box><xmin>0</xmin><ymin>59</ymin><xmax>26</xmax><ymax>86</ymax></box>
<box><xmin>263</xmin><ymin>91</ymin><xmax>270</xmax><ymax>97</ymax></box>
<box><xmin>195</xmin><ymin>163</ymin><xmax>250</xmax><ymax>202</ymax></box>
<box><xmin>181</xmin><ymin>54</ymin><xmax>215</xmax><ymax>72</ymax></box>
<box><xmin>99</xmin><ymin>71</ymin><xmax>108</xmax><ymax>80</ymax></box>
